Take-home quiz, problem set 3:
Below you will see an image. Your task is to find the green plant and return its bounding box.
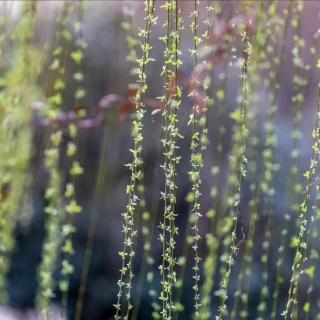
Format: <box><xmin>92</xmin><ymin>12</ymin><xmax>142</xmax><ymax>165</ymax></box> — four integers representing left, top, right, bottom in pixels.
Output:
<box><xmin>36</xmin><ymin>3</ymin><xmax>77</xmax><ymax>314</ymax></box>
<box><xmin>216</xmin><ymin>27</ymin><xmax>251</xmax><ymax>320</ymax></box>
<box><xmin>187</xmin><ymin>1</ymin><xmax>206</xmax><ymax>317</ymax></box>
<box><xmin>59</xmin><ymin>2</ymin><xmax>87</xmax><ymax>314</ymax></box>
<box><xmin>0</xmin><ymin>1</ymin><xmax>42</xmax><ymax>303</ymax></box>
<box><xmin>114</xmin><ymin>1</ymin><xmax>156</xmax><ymax>318</ymax></box>
<box><xmin>1</xmin><ymin>2</ymin><xmax>320</xmax><ymax>320</ymax></box>
<box><xmin>282</xmin><ymin>59</ymin><xmax>320</xmax><ymax>320</ymax></box>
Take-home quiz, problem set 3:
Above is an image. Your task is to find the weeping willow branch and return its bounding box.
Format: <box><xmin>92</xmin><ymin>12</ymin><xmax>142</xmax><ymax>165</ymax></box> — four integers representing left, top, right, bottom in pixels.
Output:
<box><xmin>216</xmin><ymin>28</ymin><xmax>251</xmax><ymax>320</ymax></box>
<box><xmin>271</xmin><ymin>2</ymin><xmax>309</xmax><ymax>318</ymax></box>
<box><xmin>283</xmin><ymin>62</ymin><xmax>320</xmax><ymax>320</ymax></box>
<box><xmin>59</xmin><ymin>1</ymin><xmax>87</xmax><ymax>316</ymax></box>
<box><xmin>36</xmin><ymin>3</ymin><xmax>75</xmax><ymax>315</ymax></box>
<box><xmin>186</xmin><ymin>1</ymin><xmax>207</xmax><ymax>317</ymax></box>
<box><xmin>114</xmin><ymin>1</ymin><xmax>156</xmax><ymax>318</ymax></box>
<box><xmin>0</xmin><ymin>1</ymin><xmax>41</xmax><ymax>304</ymax></box>
<box><xmin>158</xmin><ymin>1</ymin><xmax>183</xmax><ymax>318</ymax></box>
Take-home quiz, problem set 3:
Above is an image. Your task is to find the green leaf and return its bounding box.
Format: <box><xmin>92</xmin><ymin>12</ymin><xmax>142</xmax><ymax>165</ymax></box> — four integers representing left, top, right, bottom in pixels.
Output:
<box><xmin>70</xmin><ymin>161</ymin><xmax>84</xmax><ymax>176</ymax></box>
<box><xmin>66</xmin><ymin>200</ymin><xmax>82</xmax><ymax>214</ymax></box>
<box><xmin>71</xmin><ymin>50</ymin><xmax>84</xmax><ymax>64</ymax></box>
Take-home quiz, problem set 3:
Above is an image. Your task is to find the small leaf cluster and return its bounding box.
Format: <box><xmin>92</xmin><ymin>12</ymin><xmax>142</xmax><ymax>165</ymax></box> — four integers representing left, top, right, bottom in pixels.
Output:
<box><xmin>114</xmin><ymin>1</ymin><xmax>156</xmax><ymax>319</ymax></box>
<box><xmin>158</xmin><ymin>1</ymin><xmax>183</xmax><ymax>319</ymax></box>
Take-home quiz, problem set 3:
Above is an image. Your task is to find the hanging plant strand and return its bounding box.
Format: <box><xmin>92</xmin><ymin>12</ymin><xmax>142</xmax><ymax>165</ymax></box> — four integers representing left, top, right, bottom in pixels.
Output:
<box><xmin>158</xmin><ymin>0</ymin><xmax>183</xmax><ymax>318</ymax></box>
<box><xmin>114</xmin><ymin>1</ymin><xmax>156</xmax><ymax>318</ymax></box>
<box><xmin>216</xmin><ymin>29</ymin><xmax>251</xmax><ymax>320</ymax></box>
<box><xmin>283</xmin><ymin>61</ymin><xmax>320</xmax><ymax>320</ymax></box>
<box><xmin>187</xmin><ymin>0</ymin><xmax>207</xmax><ymax>317</ymax></box>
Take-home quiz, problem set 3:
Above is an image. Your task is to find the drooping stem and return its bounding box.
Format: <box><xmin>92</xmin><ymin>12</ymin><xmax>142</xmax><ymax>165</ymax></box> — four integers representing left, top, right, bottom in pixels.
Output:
<box><xmin>158</xmin><ymin>1</ymin><xmax>183</xmax><ymax>318</ymax></box>
<box><xmin>36</xmin><ymin>3</ymin><xmax>75</xmax><ymax>315</ymax></box>
<box><xmin>114</xmin><ymin>1</ymin><xmax>156</xmax><ymax>318</ymax></box>
<box><xmin>283</xmin><ymin>62</ymin><xmax>320</xmax><ymax>320</ymax></box>
<box><xmin>216</xmin><ymin>28</ymin><xmax>251</xmax><ymax>320</ymax></box>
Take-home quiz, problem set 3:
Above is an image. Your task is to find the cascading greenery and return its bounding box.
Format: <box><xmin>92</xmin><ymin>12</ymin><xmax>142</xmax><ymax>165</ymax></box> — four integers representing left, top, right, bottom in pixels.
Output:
<box><xmin>303</xmin><ymin>183</ymin><xmax>320</xmax><ymax>318</ymax></box>
<box><xmin>271</xmin><ymin>2</ymin><xmax>308</xmax><ymax>318</ymax></box>
<box><xmin>0</xmin><ymin>2</ymin><xmax>42</xmax><ymax>303</ymax></box>
<box><xmin>121</xmin><ymin>5</ymin><xmax>156</xmax><ymax>320</ymax></box>
<box><xmin>114</xmin><ymin>1</ymin><xmax>156</xmax><ymax>319</ymax></box>
<box><xmin>36</xmin><ymin>3</ymin><xmax>75</xmax><ymax>315</ymax></box>
<box><xmin>255</xmin><ymin>2</ymin><xmax>292</xmax><ymax>318</ymax></box>
<box><xmin>197</xmin><ymin>4</ymin><xmax>219</xmax><ymax>320</ymax></box>
<box><xmin>283</xmin><ymin>61</ymin><xmax>320</xmax><ymax>320</ymax></box>
<box><xmin>215</xmin><ymin>26</ymin><xmax>251</xmax><ymax>320</ymax></box>
<box><xmin>59</xmin><ymin>1</ymin><xmax>87</xmax><ymax>313</ymax></box>
<box><xmin>230</xmin><ymin>3</ymin><xmax>266</xmax><ymax>318</ymax></box>
<box><xmin>187</xmin><ymin>1</ymin><xmax>206</xmax><ymax>317</ymax></box>
<box><xmin>157</xmin><ymin>1</ymin><xmax>183</xmax><ymax>319</ymax></box>
<box><xmin>0</xmin><ymin>2</ymin><xmax>320</xmax><ymax>320</ymax></box>
<box><xmin>159</xmin><ymin>0</ymin><xmax>183</xmax><ymax>319</ymax></box>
